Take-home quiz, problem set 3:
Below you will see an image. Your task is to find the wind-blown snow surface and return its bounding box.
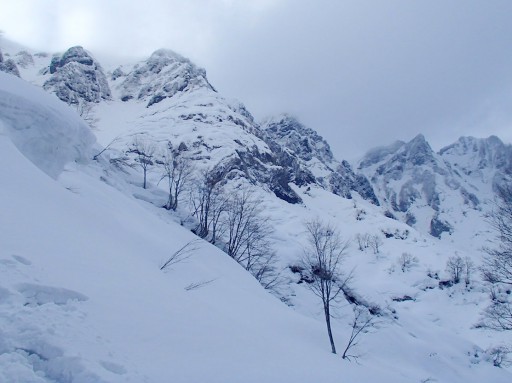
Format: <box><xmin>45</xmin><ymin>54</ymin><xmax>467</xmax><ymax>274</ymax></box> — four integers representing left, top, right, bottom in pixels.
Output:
<box><xmin>1</xmin><ymin>50</ymin><xmax>512</xmax><ymax>382</ymax></box>
<box><xmin>0</xmin><ymin>73</ymin><xmax>95</xmax><ymax>179</ymax></box>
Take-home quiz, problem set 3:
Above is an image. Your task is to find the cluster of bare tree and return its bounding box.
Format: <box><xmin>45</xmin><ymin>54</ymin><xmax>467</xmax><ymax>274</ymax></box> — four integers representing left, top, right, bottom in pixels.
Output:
<box><xmin>445</xmin><ymin>255</ymin><xmax>474</xmax><ymax>286</ymax></box>
<box><xmin>125</xmin><ymin>136</ymin><xmax>280</xmax><ymax>289</ymax></box>
<box><xmin>191</xmin><ymin>179</ymin><xmax>281</xmax><ymax>290</ymax></box>
<box><xmin>355</xmin><ymin>232</ymin><xmax>383</xmax><ymax>254</ymax></box>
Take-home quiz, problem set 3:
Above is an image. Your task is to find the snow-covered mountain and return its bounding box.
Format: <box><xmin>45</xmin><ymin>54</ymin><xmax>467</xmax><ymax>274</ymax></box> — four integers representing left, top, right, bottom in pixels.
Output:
<box><xmin>358</xmin><ymin>133</ymin><xmax>512</xmax><ymax>241</ymax></box>
<box><xmin>1</xmin><ymin>41</ymin><xmax>512</xmax><ymax>382</ymax></box>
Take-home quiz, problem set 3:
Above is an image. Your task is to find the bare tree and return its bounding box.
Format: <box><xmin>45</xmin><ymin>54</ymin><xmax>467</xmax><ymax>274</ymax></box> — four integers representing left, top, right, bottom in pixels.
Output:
<box><xmin>157</xmin><ymin>143</ymin><xmax>194</xmax><ymax>211</ymax></box>
<box><xmin>368</xmin><ymin>234</ymin><xmax>383</xmax><ymax>255</ymax></box>
<box><xmin>342</xmin><ymin>306</ymin><xmax>375</xmax><ymax>361</ymax></box>
<box><xmin>446</xmin><ymin>255</ymin><xmax>465</xmax><ymax>284</ymax></box>
<box><xmin>222</xmin><ymin>188</ymin><xmax>280</xmax><ymax>289</ymax></box>
<box><xmin>483</xmin><ymin>295</ymin><xmax>512</xmax><ymax>330</ymax></box>
<box><xmin>127</xmin><ymin>136</ymin><xmax>156</xmax><ymax>189</ymax></box>
<box><xmin>190</xmin><ymin>167</ymin><xmax>228</xmax><ymax>241</ymax></box>
<box><xmin>480</xmin><ymin>183</ymin><xmax>512</xmax><ymax>330</ymax></box>
<box><xmin>486</xmin><ymin>345</ymin><xmax>512</xmax><ymax>368</ymax></box>
<box><xmin>464</xmin><ymin>256</ymin><xmax>475</xmax><ymax>287</ymax></box>
<box><xmin>482</xmin><ymin>183</ymin><xmax>512</xmax><ymax>285</ymax></box>
<box><xmin>355</xmin><ymin>233</ymin><xmax>370</xmax><ymax>252</ymax></box>
<box><xmin>397</xmin><ymin>252</ymin><xmax>418</xmax><ymax>272</ymax></box>
<box><xmin>301</xmin><ymin>219</ymin><xmax>350</xmax><ymax>354</ymax></box>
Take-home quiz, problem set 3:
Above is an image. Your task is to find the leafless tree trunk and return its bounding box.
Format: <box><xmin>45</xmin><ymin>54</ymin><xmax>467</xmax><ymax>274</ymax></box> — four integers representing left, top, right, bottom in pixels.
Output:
<box><xmin>190</xmin><ymin>167</ymin><xmax>228</xmax><ymax>241</ymax></box>
<box><xmin>157</xmin><ymin>144</ymin><xmax>194</xmax><ymax>211</ymax></box>
<box><xmin>342</xmin><ymin>306</ymin><xmax>375</xmax><ymax>361</ymax></box>
<box><xmin>160</xmin><ymin>239</ymin><xmax>202</xmax><ymax>271</ymax></box>
<box><xmin>222</xmin><ymin>188</ymin><xmax>280</xmax><ymax>289</ymax></box>
<box><xmin>127</xmin><ymin>136</ymin><xmax>156</xmax><ymax>189</ymax></box>
<box><xmin>301</xmin><ymin>219</ymin><xmax>350</xmax><ymax>354</ymax></box>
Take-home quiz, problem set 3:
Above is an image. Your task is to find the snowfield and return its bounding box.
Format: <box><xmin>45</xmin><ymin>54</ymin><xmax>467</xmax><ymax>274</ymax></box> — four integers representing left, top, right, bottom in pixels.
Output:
<box><xmin>0</xmin><ymin>49</ymin><xmax>511</xmax><ymax>382</ymax></box>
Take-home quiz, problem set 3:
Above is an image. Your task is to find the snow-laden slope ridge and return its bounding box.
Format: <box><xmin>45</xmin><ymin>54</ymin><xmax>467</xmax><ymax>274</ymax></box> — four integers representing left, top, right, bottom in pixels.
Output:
<box><xmin>0</xmin><ymin>72</ymin><xmax>95</xmax><ymax>179</ymax></box>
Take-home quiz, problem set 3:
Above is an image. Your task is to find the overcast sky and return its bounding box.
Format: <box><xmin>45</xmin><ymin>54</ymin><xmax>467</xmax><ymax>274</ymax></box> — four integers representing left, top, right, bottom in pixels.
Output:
<box><xmin>1</xmin><ymin>0</ymin><xmax>512</xmax><ymax>160</ymax></box>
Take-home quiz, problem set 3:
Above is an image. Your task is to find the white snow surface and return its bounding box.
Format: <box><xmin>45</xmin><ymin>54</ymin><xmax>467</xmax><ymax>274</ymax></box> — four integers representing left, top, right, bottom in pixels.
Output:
<box><xmin>0</xmin><ymin>73</ymin><xmax>95</xmax><ymax>179</ymax></box>
<box><xmin>1</xmin><ymin>43</ymin><xmax>512</xmax><ymax>382</ymax></box>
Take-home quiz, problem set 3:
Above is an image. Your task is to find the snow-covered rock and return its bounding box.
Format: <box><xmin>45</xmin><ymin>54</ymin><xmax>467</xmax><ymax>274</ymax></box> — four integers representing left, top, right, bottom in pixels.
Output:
<box><xmin>43</xmin><ymin>46</ymin><xmax>111</xmax><ymax>105</ymax></box>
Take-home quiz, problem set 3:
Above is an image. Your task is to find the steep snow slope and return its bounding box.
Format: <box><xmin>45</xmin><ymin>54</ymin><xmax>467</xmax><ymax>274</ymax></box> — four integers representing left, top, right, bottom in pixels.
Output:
<box><xmin>0</xmin><ymin>72</ymin><xmax>384</xmax><ymax>383</ymax></box>
<box><xmin>2</xmin><ymin>43</ymin><xmax>512</xmax><ymax>382</ymax></box>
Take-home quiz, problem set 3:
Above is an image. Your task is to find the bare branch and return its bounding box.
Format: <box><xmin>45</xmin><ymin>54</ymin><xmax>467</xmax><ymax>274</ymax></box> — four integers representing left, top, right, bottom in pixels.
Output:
<box><xmin>160</xmin><ymin>239</ymin><xmax>202</xmax><ymax>271</ymax></box>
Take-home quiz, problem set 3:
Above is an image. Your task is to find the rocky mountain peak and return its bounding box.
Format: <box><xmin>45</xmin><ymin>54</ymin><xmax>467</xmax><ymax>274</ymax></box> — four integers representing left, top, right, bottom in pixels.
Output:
<box><xmin>116</xmin><ymin>48</ymin><xmax>215</xmax><ymax>107</ymax></box>
<box><xmin>43</xmin><ymin>46</ymin><xmax>111</xmax><ymax>105</ymax></box>
<box><xmin>440</xmin><ymin>135</ymin><xmax>512</xmax><ymax>175</ymax></box>
<box><xmin>262</xmin><ymin>114</ymin><xmax>335</xmax><ymax>166</ymax></box>
<box><xmin>402</xmin><ymin>133</ymin><xmax>435</xmax><ymax>166</ymax></box>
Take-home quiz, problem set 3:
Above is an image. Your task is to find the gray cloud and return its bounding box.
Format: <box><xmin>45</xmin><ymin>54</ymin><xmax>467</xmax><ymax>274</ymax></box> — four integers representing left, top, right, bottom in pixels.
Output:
<box><xmin>2</xmin><ymin>0</ymin><xmax>512</xmax><ymax>159</ymax></box>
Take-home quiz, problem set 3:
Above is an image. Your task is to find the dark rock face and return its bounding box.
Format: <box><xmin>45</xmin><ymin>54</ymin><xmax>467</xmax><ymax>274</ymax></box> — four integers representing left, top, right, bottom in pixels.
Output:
<box><xmin>430</xmin><ymin>216</ymin><xmax>452</xmax><ymax>238</ymax></box>
<box><xmin>43</xmin><ymin>46</ymin><xmax>111</xmax><ymax>105</ymax></box>
<box><xmin>262</xmin><ymin>115</ymin><xmax>379</xmax><ymax>205</ymax></box>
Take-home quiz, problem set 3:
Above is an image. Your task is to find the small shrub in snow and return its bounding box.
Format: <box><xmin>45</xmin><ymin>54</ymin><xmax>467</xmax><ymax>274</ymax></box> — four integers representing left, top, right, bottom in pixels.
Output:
<box><xmin>355</xmin><ymin>233</ymin><xmax>370</xmax><ymax>252</ymax></box>
<box><xmin>355</xmin><ymin>209</ymin><xmax>366</xmax><ymax>221</ymax></box>
<box><xmin>486</xmin><ymin>345</ymin><xmax>512</xmax><ymax>368</ymax></box>
<box><xmin>342</xmin><ymin>306</ymin><xmax>376</xmax><ymax>361</ymax></box>
<box><xmin>446</xmin><ymin>255</ymin><xmax>465</xmax><ymax>284</ymax></box>
<box><xmin>463</xmin><ymin>256</ymin><xmax>475</xmax><ymax>287</ymax></box>
<box><xmin>427</xmin><ymin>268</ymin><xmax>439</xmax><ymax>280</ymax></box>
<box><xmin>368</xmin><ymin>234</ymin><xmax>383</xmax><ymax>255</ymax></box>
<box><xmin>397</xmin><ymin>252</ymin><xmax>418</xmax><ymax>272</ymax></box>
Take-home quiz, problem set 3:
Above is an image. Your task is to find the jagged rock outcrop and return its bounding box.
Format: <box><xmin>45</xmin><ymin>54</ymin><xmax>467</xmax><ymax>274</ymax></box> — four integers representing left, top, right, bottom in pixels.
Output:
<box><xmin>262</xmin><ymin>115</ymin><xmax>379</xmax><ymax>204</ymax></box>
<box><xmin>43</xmin><ymin>46</ymin><xmax>111</xmax><ymax>105</ymax></box>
